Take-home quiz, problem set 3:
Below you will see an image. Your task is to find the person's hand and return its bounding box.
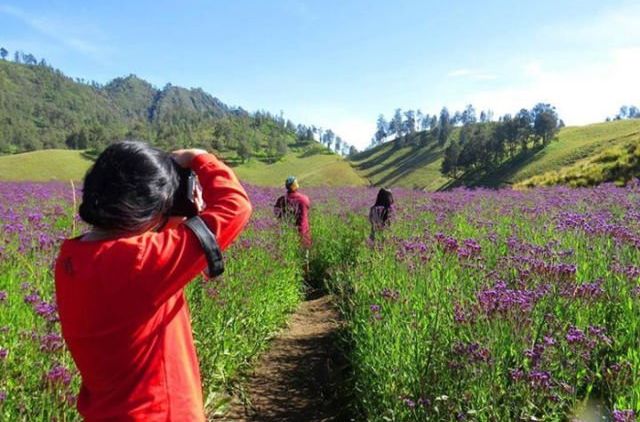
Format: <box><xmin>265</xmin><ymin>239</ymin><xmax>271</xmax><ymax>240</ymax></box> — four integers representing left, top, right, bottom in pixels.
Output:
<box><xmin>193</xmin><ymin>181</ymin><xmax>205</xmax><ymax>212</ymax></box>
<box><xmin>171</xmin><ymin>149</ymin><xmax>208</xmax><ymax>168</ymax></box>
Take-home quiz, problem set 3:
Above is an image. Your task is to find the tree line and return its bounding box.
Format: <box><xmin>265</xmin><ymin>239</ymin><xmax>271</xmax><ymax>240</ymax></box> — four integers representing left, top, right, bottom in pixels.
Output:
<box><xmin>441</xmin><ymin>104</ymin><xmax>562</xmax><ymax>178</ymax></box>
<box><xmin>370</xmin><ymin>105</ymin><xmax>495</xmax><ymax>148</ymax></box>
<box><xmin>0</xmin><ymin>47</ymin><xmax>358</xmax><ymax>160</ymax></box>
<box><xmin>367</xmin><ymin>102</ymin><xmax>563</xmax><ymax>179</ymax></box>
<box><xmin>607</xmin><ymin>105</ymin><xmax>640</xmax><ymax>121</ymax></box>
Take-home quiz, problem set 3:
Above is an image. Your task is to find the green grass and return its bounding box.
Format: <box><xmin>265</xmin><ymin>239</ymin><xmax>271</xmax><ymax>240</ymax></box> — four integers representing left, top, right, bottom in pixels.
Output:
<box><xmin>310</xmin><ymin>187</ymin><xmax>640</xmax><ymax>420</ymax></box>
<box><xmin>0</xmin><ymin>148</ymin><xmax>368</xmax><ymax>187</ymax></box>
<box><xmin>212</xmin><ymin>149</ymin><xmax>367</xmax><ymax>187</ymax></box>
<box><xmin>517</xmin><ymin>135</ymin><xmax>640</xmax><ymax>188</ymax></box>
<box><xmin>351</xmin><ymin>119</ymin><xmax>640</xmax><ymax>190</ymax></box>
<box><xmin>0</xmin><ymin>150</ymin><xmax>92</xmax><ymax>181</ymax></box>
<box><xmin>505</xmin><ymin>119</ymin><xmax>640</xmax><ymax>182</ymax></box>
<box><xmin>350</xmin><ymin>137</ymin><xmax>449</xmax><ymax>190</ymax></box>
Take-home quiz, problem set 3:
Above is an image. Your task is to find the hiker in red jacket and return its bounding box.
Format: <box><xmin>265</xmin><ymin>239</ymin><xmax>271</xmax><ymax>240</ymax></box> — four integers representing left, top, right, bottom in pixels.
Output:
<box><xmin>274</xmin><ymin>176</ymin><xmax>311</xmax><ymax>248</ymax></box>
<box><xmin>55</xmin><ymin>141</ymin><xmax>251</xmax><ymax>421</ymax></box>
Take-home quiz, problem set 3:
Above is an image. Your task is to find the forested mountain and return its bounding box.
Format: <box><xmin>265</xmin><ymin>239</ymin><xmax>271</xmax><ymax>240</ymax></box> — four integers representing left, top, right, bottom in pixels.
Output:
<box><xmin>0</xmin><ymin>55</ymin><xmax>356</xmax><ymax>162</ymax></box>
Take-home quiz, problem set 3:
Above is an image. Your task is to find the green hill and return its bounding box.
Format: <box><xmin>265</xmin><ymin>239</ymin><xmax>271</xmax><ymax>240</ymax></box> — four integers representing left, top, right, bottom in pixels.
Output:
<box><xmin>234</xmin><ymin>149</ymin><xmax>367</xmax><ymax>187</ymax></box>
<box><xmin>350</xmin><ymin>135</ymin><xmax>449</xmax><ymax>190</ymax></box>
<box><xmin>0</xmin><ymin>60</ymin><xmax>316</xmax><ymax>162</ymax></box>
<box><xmin>516</xmin><ymin>135</ymin><xmax>640</xmax><ymax>188</ymax></box>
<box><xmin>0</xmin><ymin>147</ymin><xmax>367</xmax><ymax>187</ymax></box>
<box><xmin>0</xmin><ymin>150</ymin><xmax>92</xmax><ymax>181</ymax></box>
<box><xmin>351</xmin><ymin>119</ymin><xmax>640</xmax><ymax>190</ymax></box>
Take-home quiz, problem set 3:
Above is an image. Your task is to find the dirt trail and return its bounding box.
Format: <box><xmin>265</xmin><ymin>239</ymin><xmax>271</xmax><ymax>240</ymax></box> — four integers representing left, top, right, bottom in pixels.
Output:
<box><xmin>221</xmin><ymin>293</ymin><xmax>347</xmax><ymax>422</ymax></box>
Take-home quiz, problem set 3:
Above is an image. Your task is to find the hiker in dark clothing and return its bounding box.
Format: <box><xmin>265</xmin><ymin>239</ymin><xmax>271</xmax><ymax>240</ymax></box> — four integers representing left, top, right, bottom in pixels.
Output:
<box><xmin>274</xmin><ymin>176</ymin><xmax>311</xmax><ymax>248</ymax></box>
<box><xmin>369</xmin><ymin>188</ymin><xmax>394</xmax><ymax>241</ymax></box>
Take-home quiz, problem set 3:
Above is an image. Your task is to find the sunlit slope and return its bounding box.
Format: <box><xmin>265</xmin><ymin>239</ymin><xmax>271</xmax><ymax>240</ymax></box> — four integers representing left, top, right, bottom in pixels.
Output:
<box><xmin>351</xmin><ymin>119</ymin><xmax>640</xmax><ymax>190</ymax></box>
<box><xmin>517</xmin><ymin>134</ymin><xmax>640</xmax><ymax>188</ymax></box>
<box><xmin>350</xmin><ymin>139</ymin><xmax>448</xmax><ymax>190</ymax></box>
<box><xmin>233</xmin><ymin>151</ymin><xmax>368</xmax><ymax>187</ymax></box>
<box><xmin>0</xmin><ymin>150</ymin><xmax>92</xmax><ymax>181</ymax></box>
<box><xmin>0</xmin><ymin>149</ymin><xmax>367</xmax><ymax>187</ymax></box>
<box><xmin>506</xmin><ymin>119</ymin><xmax>640</xmax><ymax>182</ymax></box>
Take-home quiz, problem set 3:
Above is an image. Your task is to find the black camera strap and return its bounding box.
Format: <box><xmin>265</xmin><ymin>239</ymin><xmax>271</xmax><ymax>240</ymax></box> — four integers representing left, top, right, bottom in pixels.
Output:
<box><xmin>184</xmin><ymin>216</ymin><xmax>224</xmax><ymax>277</ymax></box>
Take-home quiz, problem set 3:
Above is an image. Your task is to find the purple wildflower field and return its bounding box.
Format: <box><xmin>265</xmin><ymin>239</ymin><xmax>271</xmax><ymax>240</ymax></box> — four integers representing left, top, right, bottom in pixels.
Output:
<box><xmin>1</xmin><ymin>180</ymin><xmax>639</xmax><ymax>420</ymax></box>
<box><xmin>0</xmin><ymin>181</ymin><xmax>304</xmax><ymax>420</ymax></box>
<box><xmin>319</xmin><ymin>181</ymin><xmax>640</xmax><ymax>421</ymax></box>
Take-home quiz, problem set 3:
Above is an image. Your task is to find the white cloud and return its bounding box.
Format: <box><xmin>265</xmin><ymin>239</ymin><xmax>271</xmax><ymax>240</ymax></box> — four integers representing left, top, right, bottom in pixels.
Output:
<box><xmin>328</xmin><ymin>117</ymin><xmax>376</xmax><ymax>150</ymax></box>
<box><xmin>523</xmin><ymin>61</ymin><xmax>543</xmax><ymax>78</ymax></box>
<box><xmin>284</xmin><ymin>104</ymin><xmax>375</xmax><ymax>151</ymax></box>
<box><xmin>447</xmin><ymin>68</ymin><xmax>497</xmax><ymax>81</ymax></box>
<box><xmin>465</xmin><ymin>47</ymin><xmax>640</xmax><ymax>124</ymax></box>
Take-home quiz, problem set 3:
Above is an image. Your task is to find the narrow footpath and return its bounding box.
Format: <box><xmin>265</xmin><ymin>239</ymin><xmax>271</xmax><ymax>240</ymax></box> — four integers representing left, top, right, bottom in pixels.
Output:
<box><xmin>222</xmin><ymin>293</ymin><xmax>347</xmax><ymax>422</ymax></box>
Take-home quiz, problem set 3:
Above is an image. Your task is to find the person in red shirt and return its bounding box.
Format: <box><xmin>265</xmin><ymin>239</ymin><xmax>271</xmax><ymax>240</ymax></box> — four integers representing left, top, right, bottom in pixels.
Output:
<box><xmin>54</xmin><ymin>141</ymin><xmax>251</xmax><ymax>421</ymax></box>
<box><xmin>274</xmin><ymin>176</ymin><xmax>311</xmax><ymax>248</ymax></box>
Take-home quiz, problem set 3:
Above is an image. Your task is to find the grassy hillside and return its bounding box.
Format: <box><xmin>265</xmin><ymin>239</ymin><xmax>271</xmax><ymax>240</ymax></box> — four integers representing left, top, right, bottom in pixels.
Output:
<box><xmin>351</xmin><ymin>119</ymin><xmax>640</xmax><ymax>190</ymax></box>
<box><xmin>234</xmin><ymin>149</ymin><xmax>367</xmax><ymax>187</ymax></box>
<box><xmin>0</xmin><ymin>150</ymin><xmax>92</xmax><ymax>181</ymax></box>
<box><xmin>504</xmin><ymin>119</ymin><xmax>640</xmax><ymax>182</ymax></box>
<box><xmin>0</xmin><ymin>148</ymin><xmax>367</xmax><ymax>187</ymax></box>
<box><xmin>350</xmin><ymin>137</ymin><xmax>448</xmax><ymax>190</ymax></box>
<box><xmin>517</xmin><ymin>135</ymin><xmax>640</xmax><ymax>188</ymax></box>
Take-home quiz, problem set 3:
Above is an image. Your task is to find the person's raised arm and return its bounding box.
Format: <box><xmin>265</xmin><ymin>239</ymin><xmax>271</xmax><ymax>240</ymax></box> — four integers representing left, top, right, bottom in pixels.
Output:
<box><xmin>134</xmin><ymin>149</ymin><xmax>252</xmax><ymax>307</ymax></box>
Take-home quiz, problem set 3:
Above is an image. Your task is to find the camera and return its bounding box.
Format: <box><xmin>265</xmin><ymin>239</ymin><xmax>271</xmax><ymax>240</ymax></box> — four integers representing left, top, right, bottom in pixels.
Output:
<box><xmin>168</xmin><ymin>161</ymin><xmax>199</xmax><ymax>218</ymax></box>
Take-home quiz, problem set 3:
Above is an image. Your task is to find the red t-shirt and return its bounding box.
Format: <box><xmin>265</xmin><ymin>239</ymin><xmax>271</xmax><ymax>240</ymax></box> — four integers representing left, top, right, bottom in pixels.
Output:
<box><xmin>274</xmin><ymin>191</ymin><xmax>311</xmax><ymax>247</ymax></box>
<box><xmin>55</xmin><ymin>154</ymin><xmax>252</xmax><ymax>421</ymax></box>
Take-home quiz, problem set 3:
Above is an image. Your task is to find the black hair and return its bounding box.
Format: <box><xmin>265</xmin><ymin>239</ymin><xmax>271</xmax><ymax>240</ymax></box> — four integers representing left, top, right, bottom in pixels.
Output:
<box><xmin>374</xmin><ymin>188</ymin><xmax>394</xmax><ymax>208</ymax></box>
<box><xmin>79</xmin><ymin>141</ymin><xmax>179</xmax><ymax>233</ymax></box>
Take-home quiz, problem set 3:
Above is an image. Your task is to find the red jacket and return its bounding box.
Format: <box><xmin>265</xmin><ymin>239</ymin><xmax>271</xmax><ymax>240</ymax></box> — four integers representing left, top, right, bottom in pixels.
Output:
<box><xmin>55</xmin><ymin>154</ymin><xmax>251</xmax><ymax>421</ymax></box>
<box><xmin>274</xmin><ymin>190</ymin><xmax>311</xmax><ymax>247</ymax></box>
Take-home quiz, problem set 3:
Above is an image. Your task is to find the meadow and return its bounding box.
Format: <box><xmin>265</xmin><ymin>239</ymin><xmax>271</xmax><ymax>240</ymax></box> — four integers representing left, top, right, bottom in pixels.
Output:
<box><xmin>0</xmin><ymin>147</ymin><xmax>367</xmax><ymax>187</ymax></box>
<box><xmin>352</xmin><ymin>119</ymin><xmax>640</xmax><ymax>190</ymax></box>
<box><xmin>0</xmin><ymin>180</ymin><xmax>639</xmax><ymax>421</ymax></box>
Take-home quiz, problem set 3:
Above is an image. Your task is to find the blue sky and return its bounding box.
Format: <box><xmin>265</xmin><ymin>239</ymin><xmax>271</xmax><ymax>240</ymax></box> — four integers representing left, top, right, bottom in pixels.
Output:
<box><xmin>1</xmin><ymin>0</ymin><xmax>639</xmax><ymax>149</ymax></box>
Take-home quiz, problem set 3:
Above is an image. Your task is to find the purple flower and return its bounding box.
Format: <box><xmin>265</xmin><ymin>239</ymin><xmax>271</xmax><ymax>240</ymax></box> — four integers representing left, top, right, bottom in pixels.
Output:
<box><xmin>45</xmin><ymin>364</ymin><xmax>72</xmax><ymax>387</ymax></box>
<box><xmin>65</xmin><ymin>393</ymin><xmax>77</xmax><ymax>406</ymax></box>
<box><xmin>509</xmin><ymin>368</ymin><xmax>524</xmax><ymax>382</ymax></box>
<box><xmin>435</xmin><ymin>232</ymin><xmax>459</xmax><ymax>253</ymax></box>
<box><xmin>0</xmin><ymin>291</ymin><xmax>7</xmax><ymax>302</ymax></box>
<box><xmin>34</xmin><ymin>301</ymin><xmax>58</xmax><ymax>320</ymax></box>
<box><xmin>369</xmin><ymin>304</ymin><xmax>382</xmax><ymax>320</ymax></box>
<box><xmin>458</xmin><ymin>238</ymin><xmax>481</xmax><ymax>259</ymax></box>
<box><xmin>566</xmin><ymin>326</ymin><xmax>585</xmax><ymax>344</ymax></box>
<box><xmin>40</xmin><ymin>333</ymin><xmax>64</xmax><ymax>353</ymax></box>
<box><xmin>452</xmin><ymin>341</ymin><xmax>491</xmax><ymax>364</ymax></box>
<box><xmin>572</xmin><ymin>280</ymin><xmax>605</xmax><ymax>300</ymax></box>
<box><xmin>524</xmin><ymin>344</ymin><xmax>545</xmax><ymax>366</ymax></box>
<box><xmin>403</xmin><ymin>398</ymin><xmax>416</xmax><ymax>408</ymax></box>
<box><xmin>528</xmin><ymin>370</ymin><xmax>552</xmax><ymax>390</ymax></box>
<box><xmin>612</xmin><ymin>409</ymin><xmax>636</xmax><ymax>422</ymax></box>
<box><xmin>0</xmin><ymin>347</ymin><xmax>8</xmax><ymax>360</ymax></box>
<box><xmin>380</xmin><ymin>288</ymin><xmax>400</xmax><ymax>301</ymax></box>
<box><xmin>23</xmin><ymin>292</ymin><xmax>40</xmax><ymax>304</ymax></box>
<box><xmin>584</xmin><ymin>325</ymin><xmax>611</xmax><ymax>347</ymax></box>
